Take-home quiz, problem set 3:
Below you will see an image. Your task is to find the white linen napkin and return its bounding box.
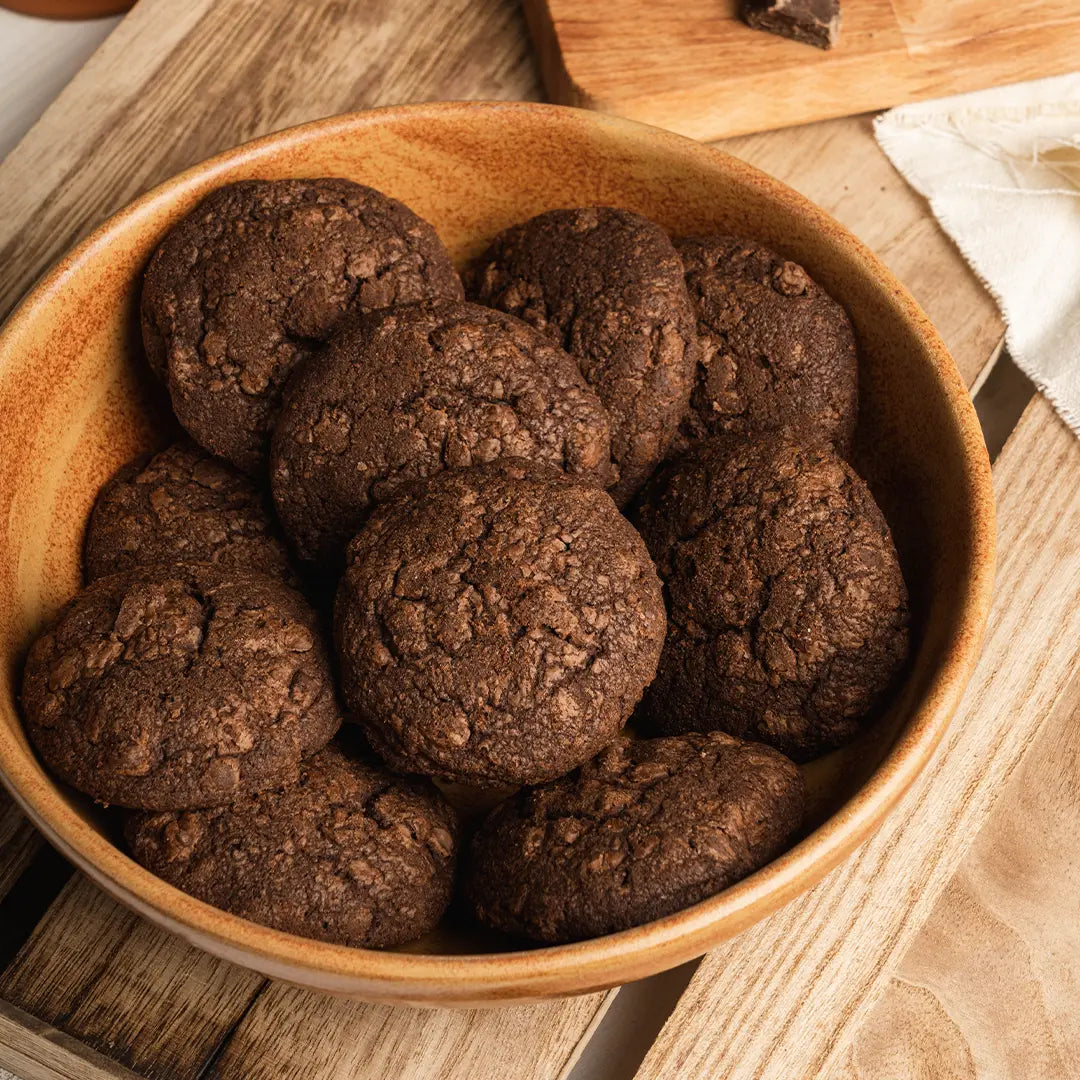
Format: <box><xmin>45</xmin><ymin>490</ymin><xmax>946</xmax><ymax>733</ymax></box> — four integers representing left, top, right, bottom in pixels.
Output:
<box><xmin>874</xmin><ymin>74</ymin><xmax>1080</xmax><ymax>431</ymax></box>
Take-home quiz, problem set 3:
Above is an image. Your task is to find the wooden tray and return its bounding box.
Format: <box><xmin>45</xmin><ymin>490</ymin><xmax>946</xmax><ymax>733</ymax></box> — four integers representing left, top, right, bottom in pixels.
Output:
<box><xmin>523</xmin><ymin>0</ymin><xmax>1080</xmax><ymax>139</ymax></box>
<box><xmin>1</xmin><ymin>1</ymin><xmax>1079</xmax><ymax>1077</ymax></box>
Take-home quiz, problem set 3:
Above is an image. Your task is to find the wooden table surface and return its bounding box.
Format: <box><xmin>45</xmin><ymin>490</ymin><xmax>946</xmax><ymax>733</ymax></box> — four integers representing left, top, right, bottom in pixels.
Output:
<box><xmin>1</xmin><ymin>2</ymin><xmax>1078</xmax><ymax>1079</ymax></box>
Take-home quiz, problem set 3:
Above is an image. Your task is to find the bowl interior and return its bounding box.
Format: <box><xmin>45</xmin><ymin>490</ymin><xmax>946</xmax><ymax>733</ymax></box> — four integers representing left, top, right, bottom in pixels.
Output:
<box><xmin>0</xmin><ymin>102</ymin><xmax>991</xmax><ymax>1002</ymax></box>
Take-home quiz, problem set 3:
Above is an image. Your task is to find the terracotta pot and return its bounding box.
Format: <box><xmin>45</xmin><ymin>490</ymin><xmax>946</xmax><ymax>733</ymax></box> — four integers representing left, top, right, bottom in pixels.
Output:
<box><xmin>0</xmin><ymin>101</ymin><xmax>995</xmax><ymax>1006</ymax></box>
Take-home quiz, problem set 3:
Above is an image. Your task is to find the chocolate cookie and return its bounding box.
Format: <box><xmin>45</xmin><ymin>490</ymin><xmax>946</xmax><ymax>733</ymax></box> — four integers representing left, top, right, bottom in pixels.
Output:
<box><xmin>334</xmin><ymin>460</ymin><xmax>666</xmax><ymax>786</ymax></box>
<box><xmin>466</xmin><ymin>731</ymin><xmax>804</xmax><ymax>943</ymax></box>
<box><xmin>142</xmin><ymin>178</ymin><xmax>463</xmax><ymax>473</ymax></box>
<box><xmin>634</xmin><ymin>435</ymin><xmax>908</xmax><ymax>760</ymax></box>
<box><xmin>270</xmin><ymin>300</ymin><xmax>613</xmax><ymax>564</ymax></box>
<box><xmin>125</xmin><ymin>741</ymin><xmax>457</xmax><ymax>947</ymax></box>
<box><xmin>676</xmin><ymin>235</ymin><xmax>857</xmax><ymax>451</ymax></box>
<box><xmin>84</xmin><ymin>441</ymin><xmax>293</xmax><ymax>584</ymax></box>
<box><xmin>466</xmin><ymin>207</ymin><xmax>697</xmax><ymax>505</ymax></box>
<box><xmin>21</xmin><ymin>564</ymin><xmax>341</xmax><ymax>809</ymax></box>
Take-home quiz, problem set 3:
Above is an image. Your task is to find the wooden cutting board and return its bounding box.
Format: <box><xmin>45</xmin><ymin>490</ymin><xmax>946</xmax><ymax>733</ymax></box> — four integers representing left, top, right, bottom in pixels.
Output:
<box><xmin>524</xmin><ymin>0</ymin><xmax>1080</xmax><ymax>139</ymax></box>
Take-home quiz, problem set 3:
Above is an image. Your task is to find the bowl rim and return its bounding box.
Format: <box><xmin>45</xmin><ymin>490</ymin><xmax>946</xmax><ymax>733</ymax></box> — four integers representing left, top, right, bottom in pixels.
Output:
<box><xmin>0</xmin><ymin>99</ymin><xmax>995</xmax><ymax>1002</ymax></box>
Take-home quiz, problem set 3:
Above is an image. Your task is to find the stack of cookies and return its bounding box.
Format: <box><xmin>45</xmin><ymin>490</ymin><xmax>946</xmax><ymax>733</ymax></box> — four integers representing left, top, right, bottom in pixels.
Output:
<box><xmin>20</xmin><ymin>179</ymin><xmax>909</xmax><ymax>949</ymax></box>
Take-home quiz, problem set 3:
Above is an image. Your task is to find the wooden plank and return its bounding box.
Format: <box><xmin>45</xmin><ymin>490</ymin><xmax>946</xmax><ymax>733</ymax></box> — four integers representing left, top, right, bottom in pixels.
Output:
<box><xmin>0</xmin><ymin>1000</ymin><xmax>139</xmax><ymax>1080</ymax></box>
<box><xmin>0</xmin><ymin>877</ymin><xmax>264</xmax><ymax>1080</ymax></box>
<box><xmin>1</xmin><ymin>875</ymin><xmax>609</xmax><ymax>1080</ymax></box>
<box><xmin>635</xmin><ymin>395</ymin><xmax>1080</xmax><ymax>1080</ymax></box>
<box><xmin>0</xmin><ymin>793</ymin><xmax>41</xmax><ymax>903</ymax></box>
<box><xmin>206</xmin><ymin>983</ymin><xmax>614</xmax><ymax>1080</ymax></box>
<box><xmin>0</xmin><ymin>879</ymin><xmax>141</xmax><ymax>1020</ymax></box>
<box><xmin>889</xmin><ymin>0</ymin><xmax>1080</xmax><ymax>52</ymax></box>
<box><xmin>839</xmin><ymin>659</ymin><xmax>1080</xmax><ymax>1078</ymax></box>
<box><xmin>524</xmin><ymin>0</ymin><xmax>1080</xmax><ymax>140</ymax></box>
<box><xmin>1</xmin><ymin>878</ymin><xmax>607</xmax><ymax>1080</ymax></box>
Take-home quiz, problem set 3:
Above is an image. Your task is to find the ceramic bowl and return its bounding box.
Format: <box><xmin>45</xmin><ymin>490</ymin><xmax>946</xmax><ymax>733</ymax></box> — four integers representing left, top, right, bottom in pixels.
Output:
<box><xmin>0</xmin><ymin>101</ymin><xmax>994</xmax><ymax>1005</ymax></box>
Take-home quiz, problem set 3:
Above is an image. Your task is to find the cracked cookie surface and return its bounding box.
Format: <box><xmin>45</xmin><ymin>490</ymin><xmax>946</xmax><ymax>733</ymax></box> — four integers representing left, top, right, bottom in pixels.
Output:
<box><xmin>270</xmin><ymin>300</ymin><xmax>613</xmax><ymax>564</ymax></box>
<box><xmin>125</xmin><ymin>740</ymin><xmax>457</xmax><ymax>947</ymax></box>
<box><xmin>334</xmin><ymin>460</ymin><xmax>666</xmax><ymax>786</ymax></box>
<box><xmin>634</xmin><ymin>434</ymin><xmax>909</xmax><ymax>760</ymax></box>
<box><xmin>675</xmin><ymin>235</ymin><xmax>857</xmax><ymax>452</ymax></box>
<box><xmin>84</xmin><ymin>441</ymin><xmax>294</xmax><ymax>584</ymax></box>
<box><xmin>141</xmin><ymin>178</ymin><xmax>463</xmax><ymax>474</ymax></box>
<box><xmin>21</xmin><ymin>563</ymin><xmax>341</xmax><ymax>809</ymax></box>
<box><xmin>466</xmin><ymin>731</ymin><xmax>804</xmax><ymax>943</ymax></box>
<box><xmin>465</xmin><ymin>207</ymin><xmax>697</xmax><ymax>505</ymax></box>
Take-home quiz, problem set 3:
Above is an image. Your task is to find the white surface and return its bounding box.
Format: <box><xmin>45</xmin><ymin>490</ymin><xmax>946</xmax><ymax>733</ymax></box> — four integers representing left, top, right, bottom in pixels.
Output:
<box><xmin>0</xmin><ymin>6</ymin><xmax>121</xmax><ymax>161</ymax></box>
<box><xmin>876</xmin><ymin>73</ymin><xmax>1080</xmax><ymax>436</ymax></box>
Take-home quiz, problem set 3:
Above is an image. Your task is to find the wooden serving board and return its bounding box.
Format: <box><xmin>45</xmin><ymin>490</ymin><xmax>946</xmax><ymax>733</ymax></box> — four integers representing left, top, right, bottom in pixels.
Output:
<box><xmin>3</xmin><ymin>0</ymin><xmax>1080</xmax><ymax>1078</ymax></box>
<box><xmin>523</xmin><ymin>0</ymin><xmax>1080</xmax><ymax>139</ymax></box>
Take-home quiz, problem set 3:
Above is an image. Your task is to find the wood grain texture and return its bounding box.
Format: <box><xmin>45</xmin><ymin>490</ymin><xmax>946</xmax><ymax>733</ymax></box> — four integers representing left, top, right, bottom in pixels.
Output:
<box><xmin>839</xmin><ymin>658</ymin><xmax>1080</xmax><ymax>1078</ymax></box>
<box><xmin>889</xmin><ymin>0</ymin><xmax>1080</xmax><ymax>51</ymax></box>
<box><xmin>0</xmin><ymin>1000</ymin><xmax>139</xmax><ymax>1080</ymax></box>
<box><xmin>0</xmin><ymin>875</ymin><xmax>611</xmax><ymax>1080</ymax></box>
<box><xmin>524</xmin><ymin>0</ymin><xmax>1080</xmax><ymax>139</ymax></box>
<box><xmin>206</xmin><ymin>983</ymin><xmax>613</xmax><ymax>1080</ymax></box>
<box><xmin>0</xmin><ymin>793</ymin><xmax>41</xmax><ymax>903</ymax></box>
<box><xmin>636</xmin><ymin>395</ymin><xmax>1080</xmax><ymax>1080</ymax></box>
<box><xmin>0</xmin><ymin>877</ymin><xmax>264</xmax><ymax>1079</ymax></box>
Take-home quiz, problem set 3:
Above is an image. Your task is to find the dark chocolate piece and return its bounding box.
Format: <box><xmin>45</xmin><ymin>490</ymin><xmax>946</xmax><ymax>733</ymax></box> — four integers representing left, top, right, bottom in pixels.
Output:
<box><xmin>742</xmin><ymin>0</ymin><xmax>841</xmax><ymax>50</ymax></box>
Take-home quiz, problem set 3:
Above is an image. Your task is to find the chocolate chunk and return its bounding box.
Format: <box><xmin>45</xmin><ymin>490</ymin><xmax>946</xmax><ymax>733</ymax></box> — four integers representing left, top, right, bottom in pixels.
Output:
<box><xmin>742</xmin><ymin>0</ymin><xmax>841</xmax><ymax>49</ymax></box>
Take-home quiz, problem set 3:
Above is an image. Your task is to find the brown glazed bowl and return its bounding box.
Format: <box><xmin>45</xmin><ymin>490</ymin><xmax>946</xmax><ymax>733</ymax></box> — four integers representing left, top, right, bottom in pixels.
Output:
<box><xmin>0</xmin><ymin>102</ymin><xmax>994</xmax><ymax>1006</ymax></box>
